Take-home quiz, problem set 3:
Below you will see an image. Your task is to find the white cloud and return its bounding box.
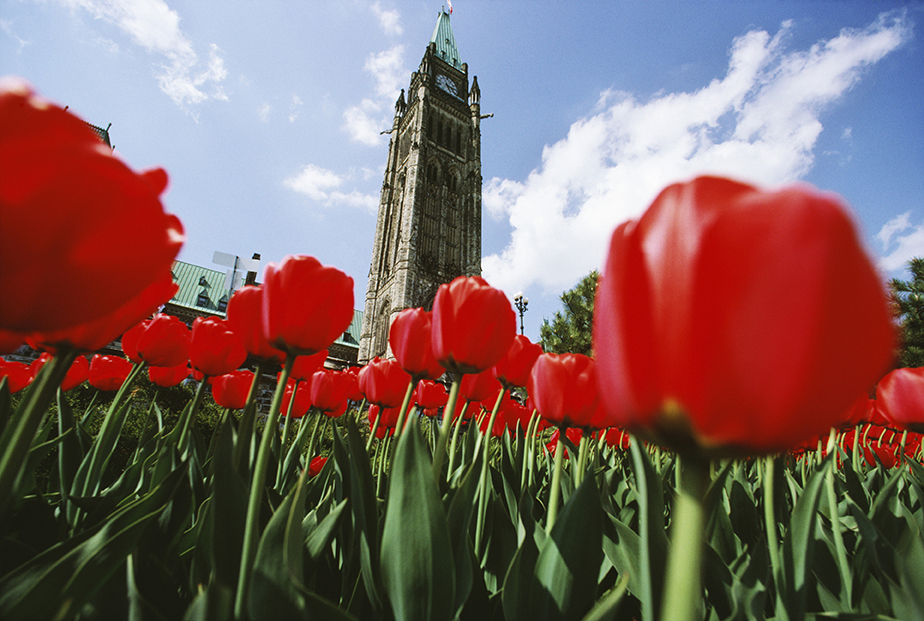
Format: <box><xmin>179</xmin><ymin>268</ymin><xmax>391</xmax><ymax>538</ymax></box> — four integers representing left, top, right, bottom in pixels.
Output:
<box><xmin>482</xmin><ymin>11</ymin><xmax>912</xmax><ymax>297</ymax></box>
<box><xmin>1</xmin><ymin>19</ymin><xmax>31</xmax><ymax>51</ymax></box>
<box><xmin>258</xmin><ymin>102</ymin><xmax>271</xmax><ymax>122</ymax></box>
<box><xmin>330</xmin><ymin>190</ymin><xmax>379</xmax><ymax>213</ymax></box>
<box><xmin>364</xmin><ymin>44</ymin><xmax>405</xmax><ymax>99</ymax></box>
<box><xmin>877</xmin><ymin>211</ymin><xmax>924</xmax><ymax>273</ymax></box>
<box><xmin>53</xmin><ymin>0</ymin><xmax>227</xmax><ymax>108</ymax></box>
<box><xmin>343</xmin><ymin>98</ymin><xmax>386</xmax><ymax>146</ymax></box>
<box><xmin>289</xmin><ymin>94</ymin><xmax>303</xmax><ymax>122</ymax></box>
<box><xmin>341</xmin><ymin>43</ymin><xmax>407</xmax><ymax>145</ymax></box>
<box><xmin>371</xmin><ymin>2</ymin><xmax>402</xmax><ymax>36</ymax></box>
<box><xmin>284</xmin><ymin>164</ymin><xmax>343</xmax><ymax>201</ymax></box>
<box><xmin>284</xmin><ymin>164</ymin><xmax>378</xmax><ymax>211</ymax></box>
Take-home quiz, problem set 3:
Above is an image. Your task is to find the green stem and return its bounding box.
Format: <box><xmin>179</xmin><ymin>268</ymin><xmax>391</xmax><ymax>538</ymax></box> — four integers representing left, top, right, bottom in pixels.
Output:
<box><xmin>235</xmin><ymin>354</ymin><xmax>294</xmax><ymax>618</ymax></box>
<box><xmin>825</xmin><ymin>443</ymin><xmax>852</xmax><ymax>605</ymax></box>
<box><xmin>575</xmin><ymin>433</ymin><xmax>590</xmax><ymax>488</ymax></box>
<box><xmin>474</xmin><ymin>388</ymin><xmax>506</xmax><ymax>551</ymax></box>
<box><xmin>448</xmin><ymin>400</ymin><xmax>468</xmax><ymax>477</ymax></box>
<box><xmin>763</xmin><ymin>455</ymin><xmax>783</xmax><ymax>598</ymax></box>
<box><xmin>0</xmin><ymin>350</ymin><xmax>76</xmax><ymax>517</ymax></box>
<box><xmin>304</xmin><ymin>412</ymin><xmax>323</xmax><ymax>468</ymax></box>
<box><xmin>232</xmin><ymin>360</ymin><xmax>265</xmax><ymax>474</ymax></box>
<box><xmin>527</xmin><ymin>410</ymin><xmax>539</xmax><ymax>490</ymax></box>
<box><xmin>661</xmin><ymin>455</ymin><xmax>709</xmax><ymax>621</ymax></box>
<box><xmin>393</xmin><ymin>379</ymin><xmax>416</xmax><ymax>438</ymax></box>
<box><xmin>546</xmin><ymin>428</ymin><xmax>566</xmax><ymax>534</ymax></box>
<box><xmin>366</xmin><ymin>407</ymin><xmax>382</xmax><ymax>452</ymax></box>
<box><xmin>280</xmin><ymin>379</ymin><xmax>299</xmax><ymax>448</ymax></box>
<box><xmin>432</xmin><ymin>376</ymin><xmax>461</xmax><ymax>478</ymax></box>
<box><xmin>176</xmin><ymin>374</ymin><xmax>206</xmax><ymax>449</ymax></box>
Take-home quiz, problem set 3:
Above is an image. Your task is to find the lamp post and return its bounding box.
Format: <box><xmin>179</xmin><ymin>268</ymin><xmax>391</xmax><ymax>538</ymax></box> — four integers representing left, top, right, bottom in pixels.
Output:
<box><xmin>513</xmin><ymin>292</ymin><xmax>528</xmax><ymax>336</ymax></box>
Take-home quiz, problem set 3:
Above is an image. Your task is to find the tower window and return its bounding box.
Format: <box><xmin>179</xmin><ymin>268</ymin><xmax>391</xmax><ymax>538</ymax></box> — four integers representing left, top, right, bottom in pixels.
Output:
<box><xmin>196</xmin><ymin>292</ymin><xmax>210</xmax><ymax>307</ymax></box>
<box><xmin>217</xmin><ymin>296</ymin><xmax>228</xmax><ymax>313</ymax></box>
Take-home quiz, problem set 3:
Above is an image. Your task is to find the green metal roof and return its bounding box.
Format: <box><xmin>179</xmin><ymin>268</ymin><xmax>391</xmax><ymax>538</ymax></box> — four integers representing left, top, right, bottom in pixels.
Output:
<box><xmin>335</xmin><ymin>310</ymin><xmax>363</xmax><ymax>347</ymax></box>
<box><xmin>430</xmin><ymin>10</ymin><xmax>462</xmax><ymax>70</ymax></box>
<box><xmin>170</xmin><ymin>260</ymin><xmax>230</xmax><ymax>315</ymax></box>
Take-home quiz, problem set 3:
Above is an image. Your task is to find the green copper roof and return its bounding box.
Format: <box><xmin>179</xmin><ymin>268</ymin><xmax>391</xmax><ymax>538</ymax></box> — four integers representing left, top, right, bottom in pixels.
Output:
<box><xmin>335</xmin><ymin>310</ymin><xmax>363</xmax><ymax>347</ymax></box>
<box><xmin>430</xmin><ymin>10</ymin><xmax>461</xmax><ymax>70</ymax></box>
<box><xmin>170</xmin><ymin>260</ymin><xmax>229</xmax><ymax>315</ymax></box>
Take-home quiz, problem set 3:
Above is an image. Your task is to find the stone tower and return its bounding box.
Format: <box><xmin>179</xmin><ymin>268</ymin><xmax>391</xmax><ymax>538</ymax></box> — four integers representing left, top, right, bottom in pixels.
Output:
<box><xmin>358</xmin><ymin>10</ymin><xmax>483</xmax><ymax>363</ymax></box>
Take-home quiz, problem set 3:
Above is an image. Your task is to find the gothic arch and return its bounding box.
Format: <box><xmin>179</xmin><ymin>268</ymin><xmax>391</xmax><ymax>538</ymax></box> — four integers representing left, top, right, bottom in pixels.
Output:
<box><xmin>374</xmin><ymin>300</ymin><xmax>391</xmax><ymax>358</ymax></box>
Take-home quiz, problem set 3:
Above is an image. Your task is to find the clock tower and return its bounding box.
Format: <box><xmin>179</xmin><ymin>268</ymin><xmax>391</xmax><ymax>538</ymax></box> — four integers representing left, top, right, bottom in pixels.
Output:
<box><xmin>358</xmin><ymin>9</ymin><xmax>483</xmax><ymax>362</ymax></box>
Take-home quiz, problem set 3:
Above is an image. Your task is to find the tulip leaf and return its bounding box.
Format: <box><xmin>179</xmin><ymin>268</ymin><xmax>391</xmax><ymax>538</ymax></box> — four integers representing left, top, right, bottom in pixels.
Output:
<box><xmin>628</xmin><ymin>439</ymin><xmax>668</xmax><ymax>621</ymax></box>
<box><xmin>532</xmin><ymin>474</ymin><xmax>604</xmax><ymax>620</ymax></box>
<box><xmin>0</xmin><ymin>467</ymin><xmax>182</xmax><ymax>620</ymax></box>
<box><xmin>210</xmin><ymin>413</ymin><xmax>248</xmax><ymax>589</ymax></box>
<box><xmin>445</xmin><ymin>449</ymin><xmax>482</xmax><ymax>618</ymax></box>
<box><xmin>305</xmin><ymin>497</ymin><xmax>349</xmax><ymax>563</ymax></box>
<box><xmin>380</xmin><ymin>420</ymin><xmax>455</xmax><ymax>621</ymax></box>
<box><xmin>248</xmin><ymin>468</ymin><xmax>310</xmax><ymax>620</ymax></box>
<box><xmin>779</xmin><ymin>453</ymin><xmax>829</xmax><ymax>620</ymax></box>
<box><xmin>343</xmin><ymin>417</ymin><xmax>385</xmax><ymax>612</ymax></box>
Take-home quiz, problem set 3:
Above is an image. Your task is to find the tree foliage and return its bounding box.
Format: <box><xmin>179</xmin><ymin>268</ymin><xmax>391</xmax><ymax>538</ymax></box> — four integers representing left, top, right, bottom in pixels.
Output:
<box><xmin>889</xmin><ymin>256</ymin><xmax>924</xmax><ymax>368</ymax></box>
<box><xmin>539</xmin><ymin>271</ymin><xmax>598</xmax><ymax>355</ymax></box>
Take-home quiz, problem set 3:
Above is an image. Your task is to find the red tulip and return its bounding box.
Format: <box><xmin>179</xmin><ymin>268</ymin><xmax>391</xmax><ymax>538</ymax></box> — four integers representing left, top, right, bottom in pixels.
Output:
<box><xmin>30</xmin><ymin>352</ymin><xmax>88</xmax><ymax>391</ymax></box>
<box><xmin>876</xmin><ymin>366</ymin><xmax>924</xmax><ymax>434</ymax></box>
<box><xmin>431</xmin><ymin>275</ymin><xmax>517</xmax><ymax>375</ymax></box>
<box><xmin>593</xmin><ymin>176</ymin><xmax>895</xmax><ymax>456</ymax></box>
<box><xmin>504</xmin><ymin>400</ymin><xmax>533</xmax><ymax>433</ymax></box>
<box><xmin>280</xmin><ymin>381</ymin><xmax>312</xmax><ymax>419</ymax></box>
<box><xmin>389</xmin><ymin>308</ymin><xmax>445</xmax><ymax>380</ymax></box>
<box><xmin>453</xmin><ymin>400</ymin><xmax>484</xmax><ymax>421</ymax></box>
<box><xmin>291</xmin><ymin>350</ymin><xmax>328</xmax><ymax>382</ymax></box>
<box><xmin>343</xmin><ymin>366</ymin><xmax>363</xmax><ymax>401</ymax></box>
<box><xmin>225</xmin><ymin>285</ymin><xmax>285</xmax><ymax>362</ymax></box>
<box><xmin>0</xmin><ymin>357</ymin><xmax>33</xmax><ymax>393</ymax></box>
<box><xmin>122</xmin><ymin>313</ymin><xmax>190</xmax><ymax>368</ymax></box>
<box><xmin>368</xmin><ymin>404</ymin><xmax>400</xmax><ymax>438</ymax></box>
<box><xmin>546</xmin><ymin>427</ymin><xmax>584</xmax><ymax>458</ymax></box>
<box><xmin>358</xmin><ymin>358</ymin><xmax>411</xmax><ymax>407</ymax></box>
<box><xmin>459</xmin><ymin>369</ymin><xmax>502</xmax><ymax>403</ymax></box>
<box><xmin>493</xmin><ymin>335</ymin><xmax>543</xmax><ymax>389</ymax></box>
<box><xmin>604</xmin><ymin>428</ymin><xmax>632</xmax><ymax>449</ymax></box>
<box><xmin>0</xmin><ymin>78</ymin><xmax>184</xmax><ymax>334</ymax></box>
<box><xmin>415</xmin><ymin>379</ymin><xmax>448</xmax><ymax>410</ymax></box>
<box><xmin>308</xmin><ymin>456</ymin><xmax>327</xmax><ymax>477</ymax></box>
<box><xmin>28</xmin><ymin>275</ymin><xmax>178</xmax><ymax>354</ymax></box>
<box><xmin>189</xmin><ymin>317</ymin><xmax>247</xmax><ymax>377</ymax></box>
<box><xmin>528</xmin><ymin>353</ymin><xmax>600</xmax><ymax>429</ymax></box>
<box><xmin>211</xmin><ymin>369</ymin><xmax>254</xmax><ymax>409</ymax></box>
<box><xmin>88</xmin><ymin>354</ymin><xmax>133</xmax><ymax>391</ymax></box>
<box><xmin>262</xmin><ymin>255</ymin><xmax>354</xmax><ymax>356</ymax></box>
<box><xmin>148</xmin><ymin>363</ymin><xmax>190</xmax><ymax>388</ymax></box>
<box><xmin>311</xmin><ymin>369</ymin><xmax>349</xmax><ymax>417</ymax></box>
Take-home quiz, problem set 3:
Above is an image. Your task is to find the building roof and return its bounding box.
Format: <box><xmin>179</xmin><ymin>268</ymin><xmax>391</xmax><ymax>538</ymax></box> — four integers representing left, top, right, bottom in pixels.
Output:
<box><xmin>430</xmin><ymin>9</ymin><xmax>462</xmax><ymax>70</ymax></box>
<box><xmin>338</xmin><ymin>309</ymin><xmax>363</xmax><ymax>347</ymax></box>
<box><xmin>86</xmin><ymin>121</ymin><xmax>112</xmax><ymax>148</ymax></box>
<box><xmin>169</xmin><ymin>260</ymin><xmax>230</xmax><ymax>316</ymax></box>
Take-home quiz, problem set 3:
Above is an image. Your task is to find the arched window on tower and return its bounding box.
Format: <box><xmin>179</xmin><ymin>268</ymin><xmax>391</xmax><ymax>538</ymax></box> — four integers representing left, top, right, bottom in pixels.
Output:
<box><xmin>375</xmin><ymin>302</ymin><xmax>390</xmax><ymax>357</ymax></box>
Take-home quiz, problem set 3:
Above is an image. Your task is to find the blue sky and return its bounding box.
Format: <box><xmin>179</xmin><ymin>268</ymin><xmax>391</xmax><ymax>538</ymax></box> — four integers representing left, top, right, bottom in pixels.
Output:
<box><xmin>2</xmin><ymin>1</ymin><xmax>922</xmax><ymax>342</ymax></box>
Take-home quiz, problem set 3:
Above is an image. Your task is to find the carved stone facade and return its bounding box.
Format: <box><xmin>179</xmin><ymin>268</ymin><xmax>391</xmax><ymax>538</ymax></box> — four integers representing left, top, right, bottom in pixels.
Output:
<box><xmin>358</xmin><ymin>10</ymin><xmax>482</xmax><ymax>363</ymax></box>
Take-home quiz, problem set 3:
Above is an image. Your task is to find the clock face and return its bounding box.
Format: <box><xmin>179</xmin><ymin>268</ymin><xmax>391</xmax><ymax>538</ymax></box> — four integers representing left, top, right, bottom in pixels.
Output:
<box><xmin>435</xmin><ymin>74</ymin><xmax>458</xmax><ymax>97</ymax></box>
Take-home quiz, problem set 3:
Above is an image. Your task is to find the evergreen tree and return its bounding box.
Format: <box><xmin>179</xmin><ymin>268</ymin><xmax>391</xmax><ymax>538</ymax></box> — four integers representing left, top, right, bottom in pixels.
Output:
<box><xmin>889</xmin><ymin>257</ymin><xmax>924</xmax><ymax>368</ymax></box>
<box><xmin>539</xmin><ymin>271</ymin><xmax>598</xmax><ymax>355</ymax></box>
